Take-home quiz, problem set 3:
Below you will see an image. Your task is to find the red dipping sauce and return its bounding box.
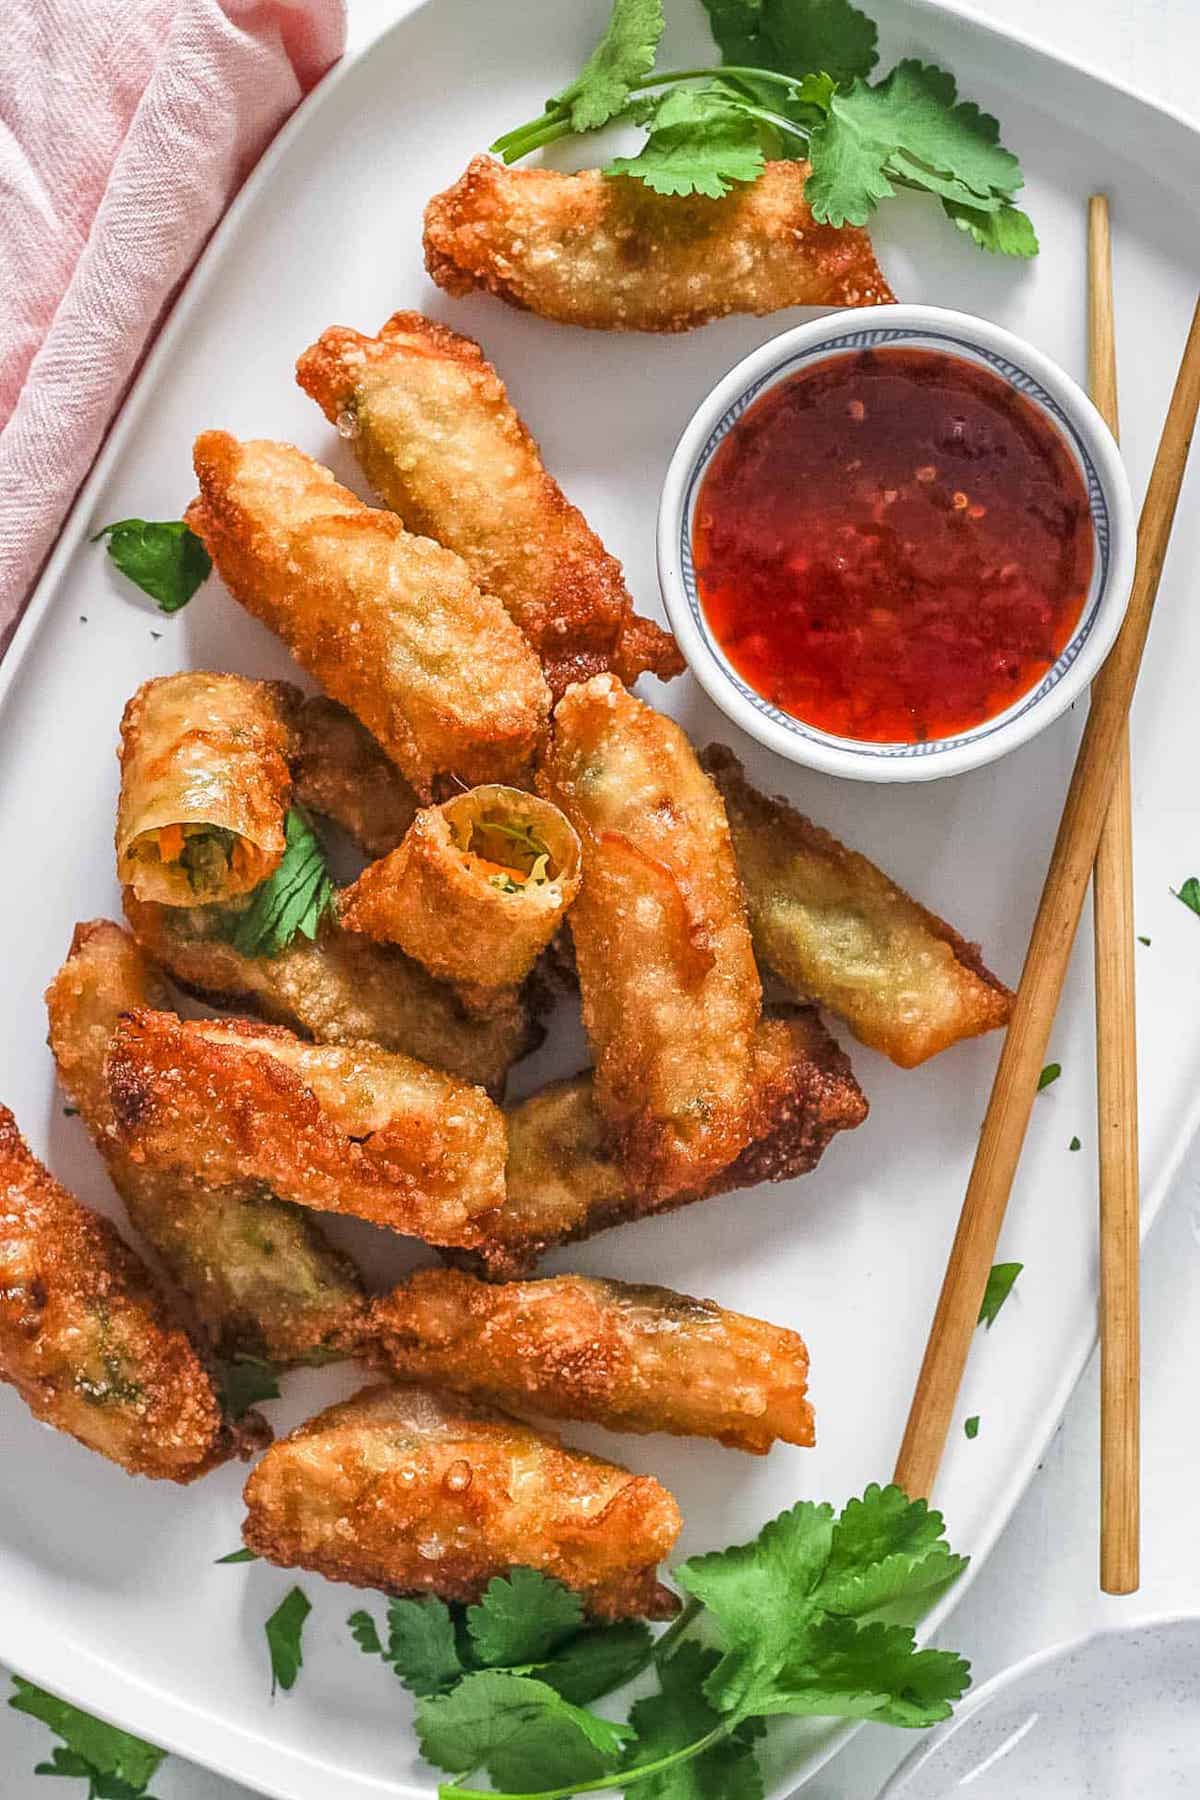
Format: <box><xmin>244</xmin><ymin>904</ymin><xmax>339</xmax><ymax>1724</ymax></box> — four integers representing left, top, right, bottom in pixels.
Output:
<box><xmin>693</xmin><ymin>347</ymin><xmax>1095</xmax><ymax>744</ymax></box>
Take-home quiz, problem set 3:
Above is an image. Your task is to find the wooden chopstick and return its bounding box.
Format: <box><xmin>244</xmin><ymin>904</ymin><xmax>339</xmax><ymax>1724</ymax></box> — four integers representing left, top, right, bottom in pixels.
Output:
<box><xmin>894</xmin><ymin>290</ymin><xmax>1200</xmax><ymax>1503</ymax></box>
<box><xmin>1089</xmin><ymin>195</ymin><xmax>1140</xmax><ymax>1596</ymax></box>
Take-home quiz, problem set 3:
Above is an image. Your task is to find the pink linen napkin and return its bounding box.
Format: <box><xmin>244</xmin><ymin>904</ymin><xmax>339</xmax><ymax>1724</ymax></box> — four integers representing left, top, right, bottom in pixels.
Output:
<box><xmin>0</xmin><ymin>0</ymin><xmax>346</xmax><ymax>646</ymax></box>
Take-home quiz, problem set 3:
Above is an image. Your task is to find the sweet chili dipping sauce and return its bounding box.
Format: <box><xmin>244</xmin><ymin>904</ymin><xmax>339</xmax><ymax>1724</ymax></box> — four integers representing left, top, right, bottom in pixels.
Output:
<box><xmin>693</xmin><ymin>347</ymin><xmax>1095</xmax><ymax>744</ymax></box>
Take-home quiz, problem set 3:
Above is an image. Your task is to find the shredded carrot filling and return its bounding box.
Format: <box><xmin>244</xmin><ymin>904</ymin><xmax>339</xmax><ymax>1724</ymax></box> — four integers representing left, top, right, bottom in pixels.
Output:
<box><xmin>156</xmin><ymin>825</ymin><xmax>185</xmax><ymax>862</ymax></box>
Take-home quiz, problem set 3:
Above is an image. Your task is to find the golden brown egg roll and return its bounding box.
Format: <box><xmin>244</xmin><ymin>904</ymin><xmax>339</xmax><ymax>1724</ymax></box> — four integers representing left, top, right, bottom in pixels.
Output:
<box><xmin>423</xmin><ymin>157</ymin><xmax>894</xmax><ymax>332</ymax></box>
<box><xmin>701</xmin><ymin>746</ymin><xmax>1013</xmax><ymax>1067</ymax></box>
<box><xmin>121</xmin><ymin>893</ymin><xmax>539</xmax><ymax>1097</ymax></box>
<box><xmin>288</xmin><ymin>695</ymin><xmax>419</xmax><ymax>858</ymax></box>
<box><xmin>362</xmin><ymin>1269</ymin><xmax>813</xmax><ymax>1454</ymax></box>
<box><xmin>339</xmin><ymin>784</ymin><xmax>581</xmax><ymax>1012</ymax></box>
<box><xmin>45</xmin><ymin>921</ymin><xmax>366</xmax><ymax>1364</ymax></box>
<box><xmin>185</xmin><ymin>432</ymin><xmax>551</xmax><ymax>798</ymax></box>
<box><xmin>107</xmin><ymin>1010</ymin><xmax>508</xmax><ymax>1246</ymax></box>
<box><xmin>539</xmin><ymin>674</ymin><xmax>761</xmax><ymax>1199</ymax></box>
<box><xmin>296</xmin><ymin>312</ymin><xmax>683</xmax><ymax>695</ymax></box>
<box><xmin>0</xmin><ymin>1105</ymin><xmax>240</xmax><ymax>1480</ymax></box>
<box><xmin>242</xmin><ymin>1382</ymin><xmax>681</xmax><ymax>1619</ymax></box>
<box><xmin>460</xmin><ymin>1007</ymin><xmax>866</xmax><ymax>1278</ymax></box>
<box><xmin>116</xmin><ymin>672</ymin><xmax>295</xmax><ymax>905</ymax></box>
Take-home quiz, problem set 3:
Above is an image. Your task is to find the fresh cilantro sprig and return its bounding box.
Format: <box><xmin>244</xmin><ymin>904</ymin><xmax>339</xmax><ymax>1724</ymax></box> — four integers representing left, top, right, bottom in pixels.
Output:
<box><xmin>92</xmin><ymin>519</ymin><xmax>211</xmax><ymax>614</ymax></box>
<box><xmin>8</xmin><ymin>1679</ymin><xmax>165</xmax><ymax>1799</ymax></box>
<box><xmin>358</xmin><ymin>1487</ymin><xmax>969</xmax><ymax>1799</ymax></box>
<box><xmin>216</xmin><ymin>1352</ymin><xmax>281</xmax><ymax>1418</ymax></box>
<box><xmin>266</xmin><ymin>1587</ymin><xmax>312</xmax><ymax>1694</ymax></box>
<box><xmin>214</xmin><ymin>807</ymin><xmax>336</xmax><ymax>959</ymax></box>
<box><xmin>491</xmin><ymin>0</ymin><xmax>1035</xmax><ymax>253</ymax></box>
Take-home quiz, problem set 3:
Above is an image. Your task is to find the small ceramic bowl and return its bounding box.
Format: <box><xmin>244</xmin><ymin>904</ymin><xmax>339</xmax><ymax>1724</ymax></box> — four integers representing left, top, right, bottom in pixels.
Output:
<box><xmin>657</xmin><ymin>303</ymin><xmax>1136</xmax><ymax>783</ymax></box>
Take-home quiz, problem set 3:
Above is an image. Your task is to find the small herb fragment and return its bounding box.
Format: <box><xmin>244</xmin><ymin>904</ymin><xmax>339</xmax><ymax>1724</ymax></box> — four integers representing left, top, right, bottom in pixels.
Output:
<box><xmin>217</xmin><ymin>1353</ymin><xmax>280</xmax><ymax>1418</ymax></box>
<box><xmin>1037</xmin><ymin>1062</ymin><xmax>1061</xmax><ymax>1091</ymax></box>
<box><xmin>1137</xmin><ymin>934</ymin><xmax>1151</xmax><ymax>946</ymax></box>
<box><xmin>216</xmin><ymin>1547</ymin><xmax>259</xmax><ymax>1565</ymax></box>
<box><xmin>964</xmin><ymin>1415</ymin><xmax>980</xmax><ymax>1440</ymax></box>
<box><xmin>978</xmin><ymin>1261</ymin><xmax>1022</xmax><ymax>1329</ymax></box>
<box><xmin>1069</xmin><ymin>1136</ymin><xmax>1081</xmax><ymax>1152</ymax></box>
<box><xmin>1173</xmin><ymin>877</ymin><xmax>1200</xmax><ymax>917</ymax></box>
<box><xmin>92</xmin><ymin>519</ymin><xmax>210</xmax><ymax>614</ymax></box>
<box><xmin>266</xmin><ymin>1587</ymin><xmax>311</xmax><ymax>1694</ymax></box>
<box><xmin>9</xmin><ymin>1678</ymin><xmax>165</xmax><ymax>1797</ymax></box>
<box><xmin>216</xmin><ymin>808</ymin><xmax>335</xmax><ymax>959</ymax></box>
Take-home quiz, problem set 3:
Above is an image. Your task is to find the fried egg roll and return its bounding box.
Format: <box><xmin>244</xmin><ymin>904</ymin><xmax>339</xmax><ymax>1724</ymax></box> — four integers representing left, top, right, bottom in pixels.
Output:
<box><xmin>242</xmin><ymin>1382</ymin><xmax>681</xmax><ymax>1619</ymax></box>
<box><xmin>461</xmin><ymin>1008</ymin><xmax>866</xmax><ymax>1278</ymax></box>
<box><xmin>185</xmin><ymin>433</ymin><xmax>551</xmax><ymax>797</ymax></box>
<box><xmin>0</xmin><ymin>1105</ymin><xmax>238</xmax><ymax>1480</ymax></box>
<box><xmin>116</xmin><ymin>672</ymin><xmax>295</xmax><ymax>905</ymax></box>
<box><xmin>363</xmin><ymin>1270</ymin><xmax>813</xmax><ymax>1454</ymax></box>
<box><xmin>339</xmin><ymin>784</ymin><xmax>582</xmax><ymax>1011</ymax></box>
<box><xmin>288</xmin><ymin>695</ymin><xmax>418</xmax><ymax>858</ymax></box>
<box><xmin>539</xmin><ymin>673</ymin><xmax>761</xmax><ymax>1199</ymax></box>
<box><xmin>423</xmin><ymin>156</ymin><xmax>894</xmax><ymax>333</ymax></box>
<box><xmin>701</xmin><ymin>746</ymin><xmax>1013</xmax><ymax>1067</ymax></box>
<box><xmin>122</xmin><ymin>893</ymin><xmax>537</xmax><ymax>1096</ymax></box>
<box><xmin>296</xmin><ymin>312</ymin><xmax>683</xmax><ymax>696</ymax></box>
<box><xmin>107</xmin><ymin>1011</ymin><xmax>508</xmax><ymax>1246</ymax></box>
<box><xmin>46</xmin><ymin>922</ymin><xmax>366</xmax><ymax>1364</ymax></box>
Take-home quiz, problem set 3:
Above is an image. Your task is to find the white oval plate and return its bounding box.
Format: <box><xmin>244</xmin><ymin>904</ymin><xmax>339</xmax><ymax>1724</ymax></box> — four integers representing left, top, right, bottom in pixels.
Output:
<box><xmin>1</xmin><ymin>4</ymin><xmax>1200</xmax><ymax>1799</ymax></box>
<box><xmin>881</xmin><ymin>1616</ymin><xmax>1200</xmax><ymax>1798</ymax></box>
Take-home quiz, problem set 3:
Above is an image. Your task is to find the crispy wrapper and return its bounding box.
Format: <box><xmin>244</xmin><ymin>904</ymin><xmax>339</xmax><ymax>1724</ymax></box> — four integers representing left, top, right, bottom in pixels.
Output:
<box><xmin>423</xmin><ymin>157</ymin><xmax>894</xmax><ymax>333</ymax></box>
<box><xmin>45</xmin><ymin>921</ymin><xmax>366</xmax><ymax>1364</ymax></box>
<box><xmin>457</xmin><ymin>1008</ymin><xmax>866</xmax><ymax>1278</ymax></box>
<box><xmin>116</xmin><ymin>672</ymin><xmax>295</xmax><ymax>906</ymax></box>
<box><xmin>288</xmin><ymin>695</ymin><xmax>419</xmax><ymax>858</ymax></box>
<box><xmin>122</xmin><ymin>893</ymin><xmax>538</xmax><ymax>1097</ymax></box>
<box><xmin>702</xmin><ymin>745</ymin><xmax>1014</xmax><ymax>1067</ymax></box>
<box><xmin>0</xmin><ymin>1105</ymin><xmax>244</xmax><ymax>1480</ymax></box>
<box><xmin>107</xmin><ymin>1010</ymin><xmax>508</xmax><ymax>1246</ymax></box>
<box><xmin>539</xmin><ymin>673</ymin><xmax>761</xmax><ymax>1199</ymax></box>
<box><xmin>185</xmin><ymin>433</ymin><xmax>551</xmax><ymax>797</ymax></box>
<box><xmin>297</xmin><ymin>312</ymin><xmax>683</xmax><ymax>695</ymax></box>
<box><xmin>340</xmin><ymin>784</ymin><xmax>582</xmax><ymax>1010</ymax></box>
<box><xmin>362</xmin><ymin>1269</ymin><xmax>813</xmax><ymax>1454</ymax></box>
<box><xmin>242</xmin><ymin>1382</ymin><xmax>681</xmax><ymax>1619</ymax></box>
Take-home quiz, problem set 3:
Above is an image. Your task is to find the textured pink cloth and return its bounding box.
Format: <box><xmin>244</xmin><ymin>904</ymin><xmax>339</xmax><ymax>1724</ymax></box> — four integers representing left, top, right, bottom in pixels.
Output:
<box><xmin>0</xmin><ymin>0</ymin><xmax>345</xmax><ymax>640</ymax></box>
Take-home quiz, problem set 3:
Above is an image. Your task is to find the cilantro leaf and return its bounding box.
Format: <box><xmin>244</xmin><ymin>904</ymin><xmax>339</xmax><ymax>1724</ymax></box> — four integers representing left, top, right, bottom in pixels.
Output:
<box><xmin>815</xmin><ymin>1484</ymin><xmax>967</xmax><ymax>1618</ymax></box>
<box><xmin>607</xmin><ymin>86</ymin><xmax>766</xmax><ymax>196</ymax></box>
<box><xmin>807</xmin><ymin>60</ymin><xmax>1022</xmax><ymax>229</ymax></box>
<box><xmin>416</xmin><ymin>1672</ymin><xmax>630</xmax><ymax>1790</ymax></box>
<box><xmin>1069</xmin><ymin>1136</ymin><xmax>1082</xmax><ymax>1152</ymax></box>
<box><xmin>386</xmin><ymin>1596</ymin><xmax>466</xmax><ymax>1696</ymax></box>
<box><xmin>1037</xmin><ymin>1062</ymin><xmax>1062</xmax><ymax>1091</ymax></box>
<box><xmin>529</xmin><ymin>1622</ymin><xmax>653</xmax><ymax>1705</ymax></box>
<box><xmin>1173</xmin><ymin>877</ymin><xmax>1200</xmax><ymax>916</ymax></box>
<box><xmin>1138</xmin><ymin>934</ymin><xmax>1151</xmax><ymax>947</ymax></box>
<box><xmin>92</xmin><ymin>519</ymin><xmax>210</xmax><ymax>614</ymax></box>
<box><xmin>943</xmin><ymin>198</ymin><xmax>1038</xmax><ymax>256</ymax></box>
<box><xmin>676</xmin><ymin>1500</ymin><xmax>834</xmax><ymax>1708</ymax></box>
<box><xmin>467</xmin><ymin>1569</ymin><xmax>585</xmax><ymax>1669</ymax></box>
<box><xmin>217</xmin><ymin>808</ymin><xmax>335</xmax><ymax>960</ymax></box>
<box><xmin>978</xmin><ymin>1261</ymin><xmax>1023</xmax><ymax>1329</ymax></box>
<box><xmin>216</xmin><ymin>1353</ymin><xmax>280</xmax><ymax>1418</ymax></box>
<box><xmin>9</xmin><ymin>1681</ymin><xmax>165</xmax><ymax>1792</ymax></box>
<box><xmin>751</xmin><ymin>1616</ymin><xmax>970</xmax><ymax>1727</ymax></box>
<box><xmin>964</xmin><ymin>1415</ymin><xmax>980</xmax><ymax>1439</ymax></box>
<box><xmin>348</xmin><ymin>1609</ymin><xmax>384</xmax><ymax>1656</ymax></box>
<box><xmin>265</xmin><ymin>1587</ymin><xmax>311</xmax><ymax>1694</ymax></box>
<box><xmin>216</xmin><ymin>1547</ymin><xmax>258</xmax><ymax>1565</ymax></box>
<box><xmin>625</xmin><ymin>1643</ymin><xmax>765</xmax><ymax>1799</ymax></box>
<box><xmin>701</xmin><ymin>0</ymin><xmax>879</xmax><ymax>86</ymax></box>
<box><xmin>550</xmin><ymin>0</ymin><xmax>665</xmax><ymax>133</ymax></box>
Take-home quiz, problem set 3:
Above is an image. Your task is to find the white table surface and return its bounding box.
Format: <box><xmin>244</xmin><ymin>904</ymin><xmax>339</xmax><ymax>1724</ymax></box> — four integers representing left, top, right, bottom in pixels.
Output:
<box><xmin>3</xmin><ymin>0</ymin><xmax>1199</xmax><ymax>1793</ymax></box>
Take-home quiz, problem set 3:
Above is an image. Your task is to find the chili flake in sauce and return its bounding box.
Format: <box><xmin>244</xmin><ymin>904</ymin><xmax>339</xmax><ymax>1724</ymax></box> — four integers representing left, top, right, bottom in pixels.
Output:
<box><xmin>693</xmin><ymin>347</ymin><xmax>1094</xmax><ymax>744</ymax></box>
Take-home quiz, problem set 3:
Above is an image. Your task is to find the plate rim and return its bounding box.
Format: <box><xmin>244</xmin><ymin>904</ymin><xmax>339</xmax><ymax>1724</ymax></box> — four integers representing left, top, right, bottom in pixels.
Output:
<box><xmin>1</xmin><ymin>4</ymin><xmax>1198</xmax><ymax>1797</ymax></box>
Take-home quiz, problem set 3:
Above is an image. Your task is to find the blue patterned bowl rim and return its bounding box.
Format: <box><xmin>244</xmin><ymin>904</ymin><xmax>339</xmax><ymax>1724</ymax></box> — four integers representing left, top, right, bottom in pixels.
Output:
<box><xmin>677</xmin><ymin>325</ymin><xmax>1111</xmax><ymax>761</ymax></box>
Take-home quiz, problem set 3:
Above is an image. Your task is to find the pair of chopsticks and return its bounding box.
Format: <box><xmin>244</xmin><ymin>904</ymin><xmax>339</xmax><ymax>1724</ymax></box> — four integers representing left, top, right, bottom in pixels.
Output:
<box><xmin>894</xmin><ymin>204</ymin><xmax>1200</xmax><ymax>1593</ymax></box>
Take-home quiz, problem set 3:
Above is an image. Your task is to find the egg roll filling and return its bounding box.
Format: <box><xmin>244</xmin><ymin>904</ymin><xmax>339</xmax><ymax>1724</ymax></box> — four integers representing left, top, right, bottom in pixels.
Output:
<box><xmin>140</xmin><ymin>823</ymin><xmax>248</xmax><ymax>895</ymax></box>
<box><xmin>451</xmin><ymin>811</ymin><xmax>556</xmax><ymax>893</ymax></box>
